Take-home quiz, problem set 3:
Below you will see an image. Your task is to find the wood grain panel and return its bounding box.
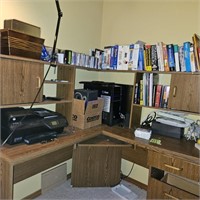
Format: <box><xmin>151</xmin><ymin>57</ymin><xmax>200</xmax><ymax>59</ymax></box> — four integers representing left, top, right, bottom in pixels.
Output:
<box><xmin>148</xmin><ymin>150</ymin><xmax>200</xmax><ymax>182</ymax></box>
<box><xmin>13</xmin><ymin>145</ymin><xmax>73</xmax><ymax>184</ymax></box>
<box><xmin>122</xmin><ymin>146</ymin><xmax>148</xmax><ymax>168</ymax></box>
<box><xmin>168</xmin><ymin>74</ymin><xmax>200</xmax><ymax>113</ymax></box>
<box><xmin>0</xmin><ymin>157</ymin><xmax>13</xmax><ymax>199</ymax></box>
<box><xmin>71</xmin><ymin>145</ymin><xmax>121</xmax><ymax>187</ymax></box>
<box><xmin>1</xmin><ymin>58</ymin><xmax>43</xmax><ymax>104</ymax></box>
<box><xmin>147</xmin><ymin>177</ymin><xmax>199</xmax><ymax>199</ymax></box>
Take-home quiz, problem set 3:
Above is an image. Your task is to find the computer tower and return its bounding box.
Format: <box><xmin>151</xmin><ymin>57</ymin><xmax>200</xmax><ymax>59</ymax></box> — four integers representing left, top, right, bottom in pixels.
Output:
<box><xmin>80</xmin><ymin>81</ymin><xmax>122</xmax><ymax>126</ymax></box>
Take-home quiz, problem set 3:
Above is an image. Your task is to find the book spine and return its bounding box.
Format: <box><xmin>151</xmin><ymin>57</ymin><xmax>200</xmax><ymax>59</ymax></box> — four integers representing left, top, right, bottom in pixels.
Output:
<box><xmin>128</xmin><ymin>44</ymin><xmax>134</xmax><ymax>70</ymax></box>
<box><xmin>174</xmin><ymin>44</ymin><xmax>180</xmax><ymax>71</ymax></box>
<box><xmin>113</xmin><ymin>45</ymin><xmax>118</xmax><ymax>70</ymax></box>
<box><xmin>144</xmin><ymin>45</ymin><xmax>152</xmax><ymax>71</ymax></box>
<box><xmin>190</xmin><ymin>45</ymin><xmax>196</xmax><ymax>72</ymax></box>
<box><xmin>156</xmin><ymin>42</ymin><xmax>164</xmax><ymax>71</ymax></box>
<box><xmin>138</xmin><ymin>45</ymin><xmax>144</xmax><ymax>70</ymax></box>
<box><xmin>151</xmin><ymin>45</ymin><xmax>158</xmax><ymax>71</ymax></box>
<box><xmin>167</xmin><ymin>44</ymin><xmax>175</xmax><ymax>71</ymax></box>
<box><xmin>117</xmin><ymin>45</ymin><xmax>123</xmax><ymax>70</ymax></box>
<box><xmin>132</xmin><ymin>44</ymin><xmax>140</xmax><ymax>70</ymax></box>
<box><xmin>161</xmin><ymin>85</ymin><xmax>170</xmax><ymax>108</ymax></box>
<box><xmin>162</xmin><ymin>43</ymin><xmax>170</xmax><ymax>72</ymax></box>
<box><xmin>139</xmin><ymin>79</ymin><xmax>143</xmax><ymax>105</ymax></box>
<box><xmin>183</xmin><ymin>41</ymin><xmax>191</xmax><ymax>72</ymax></box>
<box><xmin>154</xmin><ymin>85</ymin><xmax>162</xmax><ymax>108</ymax></box>
<box><xmin>134</xmin><ymin>82</ymin><xmax>140</xmax><ymax>104</ymax></box>
<box><xmin>179</xmin><ymin>46</ymin><xmax>186</xmax><ymax>71</ymax></box>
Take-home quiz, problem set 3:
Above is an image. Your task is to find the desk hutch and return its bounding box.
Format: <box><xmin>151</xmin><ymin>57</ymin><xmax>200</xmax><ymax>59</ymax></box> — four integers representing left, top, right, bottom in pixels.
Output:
<box><xmin>0</xmin><ymin>54</ymin><xmax>199</xmax><ymax>199</ymax></box>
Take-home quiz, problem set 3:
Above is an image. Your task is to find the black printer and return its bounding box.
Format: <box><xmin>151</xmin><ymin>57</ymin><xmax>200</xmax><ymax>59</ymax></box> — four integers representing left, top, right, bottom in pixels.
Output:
<box><xmin>1</xmin><ymin>107</ymin><xmax>68</xmax><ymax>145</ymax></box>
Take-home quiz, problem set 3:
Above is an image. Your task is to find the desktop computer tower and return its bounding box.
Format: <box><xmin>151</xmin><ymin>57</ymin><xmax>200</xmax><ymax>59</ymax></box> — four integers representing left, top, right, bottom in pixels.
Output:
<box><xmin>79</xmin><ymin>81</ymin><xmax>123</xmax><ymax>126</ymax></box>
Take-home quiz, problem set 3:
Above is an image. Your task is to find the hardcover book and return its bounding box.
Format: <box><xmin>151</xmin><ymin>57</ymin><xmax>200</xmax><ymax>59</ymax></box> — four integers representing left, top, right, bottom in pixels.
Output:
<box><xmin>183</xmin><ymin>41</ymin><xmax>191</xmax><ymax>72</ymax></box>
<box><xmin>192</xmin><ymin>33</ymin><xmax>200</xmax><ymax>71</ymax></box>
<box><xmin>167</xmin><ymin>44</ymin><xmax>175</xmax><ymax>71</ymax></box>
<box><xmin>174</xmin><ymin>44</ymin><xmax>180</xmax><ymax>71</ymax></box>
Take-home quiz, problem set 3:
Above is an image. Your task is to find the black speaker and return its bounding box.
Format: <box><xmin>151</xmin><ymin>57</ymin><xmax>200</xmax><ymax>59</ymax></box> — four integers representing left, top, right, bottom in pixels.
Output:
<box><xmin>74</xmin><ymin>89</ymin><xmax>98</xmax><ymax>101</ymax></box>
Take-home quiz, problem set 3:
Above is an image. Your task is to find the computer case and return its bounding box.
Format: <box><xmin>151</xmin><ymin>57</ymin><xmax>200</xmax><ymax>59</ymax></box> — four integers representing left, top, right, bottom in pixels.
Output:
<box><xmin>80</xmin><ymin>81</ymin><xmax>132</xmax><ymax>127</ymax></box>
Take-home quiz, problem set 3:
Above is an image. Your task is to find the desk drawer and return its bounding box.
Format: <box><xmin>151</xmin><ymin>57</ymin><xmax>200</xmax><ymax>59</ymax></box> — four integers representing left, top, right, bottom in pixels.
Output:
<box><xmin>148</xmin><ymin>150</ymin><xmax>200</xmax><ymax>182</ymax></box>
<box><xmin>147</xmin><ymin>176</ymin><xmax>199</xmax><ymax>199</ymax></box>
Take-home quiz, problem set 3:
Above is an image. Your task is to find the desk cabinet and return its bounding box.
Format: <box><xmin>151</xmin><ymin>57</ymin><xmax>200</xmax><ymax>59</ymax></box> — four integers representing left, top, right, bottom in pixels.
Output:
<box><xmin>147</xmin><ymin>150</ymin><xmax>200</xmax><ymax>199</ymax></box>
<box><xmin>0</xmin><ymin>57</ymin><xmax>44</xmax><ymax>104</ymax></box>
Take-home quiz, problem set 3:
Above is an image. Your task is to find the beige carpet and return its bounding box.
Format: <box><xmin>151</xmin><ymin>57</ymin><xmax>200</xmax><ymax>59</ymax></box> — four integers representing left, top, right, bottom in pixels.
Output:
<box><xmin>35</xmin><ymin>179</ymin><xmax>147</xmax><ymax>200</ymax></box>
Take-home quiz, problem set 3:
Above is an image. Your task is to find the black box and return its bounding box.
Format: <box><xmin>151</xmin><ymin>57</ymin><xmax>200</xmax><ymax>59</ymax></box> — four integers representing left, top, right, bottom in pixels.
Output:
<box><xmin>151</xmin><ymin>121</ymin><xmax>184</xmax><ymax>139</ymax></box>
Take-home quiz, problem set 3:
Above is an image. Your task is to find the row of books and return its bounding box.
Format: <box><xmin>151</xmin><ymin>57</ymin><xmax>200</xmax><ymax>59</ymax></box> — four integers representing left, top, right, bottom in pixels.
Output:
<box><xmin>52</xmin><ymin>33</ymin><xmax>200</xmax><ymax>72</ymax></box>
<box><xmin>96</xmin><ymin>33</ymin><xmax>200</xmax><ymax>72</ymax></box>
<box><xmin>134</xmin><ymin>73</ymin><xmax>170</xmax><ymax>108</ymax></box>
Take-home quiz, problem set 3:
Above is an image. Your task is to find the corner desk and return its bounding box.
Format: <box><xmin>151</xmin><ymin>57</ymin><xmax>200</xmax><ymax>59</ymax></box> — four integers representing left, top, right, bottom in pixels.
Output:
<box><xmin>0</xmin><ymin>125</ymin><xmax>199</xmax><ymax>199</ymax></box>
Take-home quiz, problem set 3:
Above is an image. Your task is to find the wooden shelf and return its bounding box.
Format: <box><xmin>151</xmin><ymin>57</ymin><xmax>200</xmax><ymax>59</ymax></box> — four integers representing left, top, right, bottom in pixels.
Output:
<box><xmin>0</xmin><ymin>100</ymin><xmax>72</xmax><ymax>108</ymax></box>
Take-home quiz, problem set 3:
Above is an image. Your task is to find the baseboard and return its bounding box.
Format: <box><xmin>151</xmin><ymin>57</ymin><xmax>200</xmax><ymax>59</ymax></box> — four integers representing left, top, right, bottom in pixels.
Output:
<box><xmin>22</xmin><ymin>189</ymin><xmax>42</xmax><ymax>200</ymax></box>
<box><xmin>123</xmin><ymin>177</ymin><xmax>148</xmax><ymax>191</ymax></box>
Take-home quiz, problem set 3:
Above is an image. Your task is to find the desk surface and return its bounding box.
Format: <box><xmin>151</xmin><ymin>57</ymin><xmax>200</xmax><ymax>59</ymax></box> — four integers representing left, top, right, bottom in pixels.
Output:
<box><xmin>1</xmin><ymin>125</ymin><xmax>199</xmax><ymax>165</ymax></box>
<box><xmin>0</xmin><ymin>125</ymin><xmax>199</xmax><ymax>200</ymax></box>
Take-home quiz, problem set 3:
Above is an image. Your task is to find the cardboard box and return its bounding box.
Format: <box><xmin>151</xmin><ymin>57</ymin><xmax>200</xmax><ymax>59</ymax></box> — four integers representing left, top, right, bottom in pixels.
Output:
<box><xmin>162</xmin><ymin>173</ymin><xmax>199</xmax><ymax>196</ymax></box>
<box><xmin>4</xmin><ymin>19</ymin><xmax>41</xmax><ymax>37</ymax></box>
<box><xmin>72</xmin><ymin>98</ymin><xmax>104</xmax><ymax>129</ymax></box>
<box><xmin>0</xmin><ymin>29</ymin><xmax>44</xmax><ymax>59</ymax></box>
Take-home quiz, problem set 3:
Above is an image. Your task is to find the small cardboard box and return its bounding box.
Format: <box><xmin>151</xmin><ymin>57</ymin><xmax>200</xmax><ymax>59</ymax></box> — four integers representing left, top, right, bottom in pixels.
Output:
<box><xmin>72</xmin><ymin>98</ymin><xmax>104</xmax><ymax>129</ymax></box>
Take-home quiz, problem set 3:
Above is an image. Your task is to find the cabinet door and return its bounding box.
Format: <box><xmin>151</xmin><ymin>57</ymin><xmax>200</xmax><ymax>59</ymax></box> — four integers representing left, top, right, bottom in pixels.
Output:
<box><xmin>168</xmin><ymin>74</ymin><xmax>200</xmax><ymax>113</ymax></box>
<box><xmin>1</xmin><ymin>58</ymin><xmax>44</xmax><ymax>105</ymax></box>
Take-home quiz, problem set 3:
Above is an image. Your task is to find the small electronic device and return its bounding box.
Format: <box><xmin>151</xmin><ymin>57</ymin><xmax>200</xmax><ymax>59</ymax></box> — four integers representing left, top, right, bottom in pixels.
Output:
<box><xmin>74</xmin><ymin>89</ymin><xmax>98</xmax><ymax>101</ymax></box>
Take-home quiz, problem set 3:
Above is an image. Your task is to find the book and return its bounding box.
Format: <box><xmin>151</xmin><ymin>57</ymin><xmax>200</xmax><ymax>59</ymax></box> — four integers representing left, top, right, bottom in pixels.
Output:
<box><xmin>139</xmin><ymin>79</ymin><xmax>143</xmax><ymax>105</ymax></box>
<box><xmin>103</xmin><ymin>46</ymin><xmax>112</xmax><ymax>69</ymax></box>
<box><xmin>134</xmin><ymin>82</ymin><xmax>140</xmax><ymax>104</ymax></box>
<box><xmin>151</xmin><ymin>45</ymin><xmax>158</xmax><ymax>71</ymax></box>
<box><xmin>174</xmin><ymin>44</ymin><xmax>180</xmax><ymax>71</ymax></box>
<box><xmin>160</xmin><ymin>85</ymin><xmax>170</xmax><ymax>108</ymax></box>
<box><xmin>156</xmin><ymin>42</ymin><xmax>164</xmax><ymax>71</ymax></box>
<box><xmin>113</xmin><ymin>45</ymin><xmax>118</xmax><ymax>70</ymax></box>
<box><xmin>183</xmin><ymin>41</ymin><xmax>191</xmax><ymax>72</ymax></box>
<box><xmin>154</xmin><ymin>85</ymin><xmax>162</xmax><ymax>108</ymax></box>
<box><xmin>167</xmin><ymin>44</ymin><xmax>175</xmax><ymax>71</ymax></box>
<box><xmin>192</xmin><ymin>33</ymin><xmax>200</xmax><ymax>71</ymax></box>
<box><xmin>128</xmin><ymin>44</ymin><xmax>135</xmax><ymax>70</ymax></box>
<box><xmin>117</xmin><ymin>45</ymin><xmax>129</xmax><ymax>70</ymax></box>
<box><xmin>144</xmin><ymin>44</ymin><xmax>152</xmax><ymax>71</ymax></box>
<box><xmin>190</xmin><ymin>45</ymin><xmax>196</xmax><ymax>72</ymax></box>
<box><xmin>179</xmin><ymin>45</ymin><xmax>186</xmax><ymax>72</ymax></box>
<box><xmin>138</xmin><ymin>45</ymin><xmax>145</xmax><ymax>70</ymax></box>
<box><xmin>132</xmin><ymin>43</ymin><xmax>140</xmax><ymax>70</ymax></box>
<box><xmin>162</xmin><ymin>43</ymin><xmax>170</xmax><ymax>72</ymax></box>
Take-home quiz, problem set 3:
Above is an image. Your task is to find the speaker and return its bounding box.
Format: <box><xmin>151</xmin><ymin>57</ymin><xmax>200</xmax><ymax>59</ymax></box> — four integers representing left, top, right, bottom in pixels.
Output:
<box><xmin>74</xmin><ymin>89</ymin><xmax>98</xmax><ymax>101</ymax></box>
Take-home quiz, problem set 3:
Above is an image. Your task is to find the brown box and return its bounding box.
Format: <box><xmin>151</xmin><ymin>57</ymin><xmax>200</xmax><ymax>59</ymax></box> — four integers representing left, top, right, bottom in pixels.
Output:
<box><xmin>162</xmin><ymin>173</ymin><xmax>199</xmax><ymax>196</ymax></box>
<box><xmin>4</xmin><ymin>19</ymin><xmax>41</xmax><ymax>37</ymax></box>
<box><xmin>72</xmin><ymin>98</ymin><xmax>104</xmax><ymax>129</ymax></box>
<box><xmin>0</xmin><ymin>29</ymin><xmax>44</xmax><ymax>60</ymax></box>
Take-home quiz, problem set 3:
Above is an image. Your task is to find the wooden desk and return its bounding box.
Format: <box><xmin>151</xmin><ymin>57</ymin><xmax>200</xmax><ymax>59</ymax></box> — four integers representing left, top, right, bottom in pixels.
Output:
<box><xmin>0</xmin><ymin>125</ymin><xmax>199</xmax><ymax>199</ymax></box>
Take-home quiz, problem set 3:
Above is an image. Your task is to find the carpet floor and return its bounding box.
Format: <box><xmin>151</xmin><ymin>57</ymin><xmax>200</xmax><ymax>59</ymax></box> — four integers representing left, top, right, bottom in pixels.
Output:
<box><xmin>35</xmin><ymin>179</ymin><xmax>147</xmax><ymax>200</ymax></box>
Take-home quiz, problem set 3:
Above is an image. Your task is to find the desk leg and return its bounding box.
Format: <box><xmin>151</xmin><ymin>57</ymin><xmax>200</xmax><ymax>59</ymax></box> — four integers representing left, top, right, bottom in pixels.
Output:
<box><xmin>0</xmin><ymin>157</ymin><xmax>14</xmax><ymax>199</ymax></box>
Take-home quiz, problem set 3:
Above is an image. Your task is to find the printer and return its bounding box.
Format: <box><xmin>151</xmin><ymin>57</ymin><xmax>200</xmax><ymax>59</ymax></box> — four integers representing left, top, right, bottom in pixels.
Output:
<box><xmin>1</xmin><ymin>107</ymin><xmax>68</xmax><ymax>145</ymax></box>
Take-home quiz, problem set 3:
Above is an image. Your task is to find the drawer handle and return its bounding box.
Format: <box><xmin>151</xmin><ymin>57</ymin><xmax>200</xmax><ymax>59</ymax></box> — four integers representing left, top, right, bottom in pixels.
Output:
<box><xmin>36</xmin><ymin>76</ymin><xmax>41</xmax><ymax>89</ymax></box>
<box><xmin>173</xmin><ymin>86</ymin><xmax>177</xmax><ymax>97</ymax></box>
<box><xmin>164</xmin><ymin>192</ymin><xmax>180</xmax><ymax>200</ymax></box>
<box><xmin>164</xmin><ymin>164</ymin><xmax>183</xmax><ymax>171</ymax></box>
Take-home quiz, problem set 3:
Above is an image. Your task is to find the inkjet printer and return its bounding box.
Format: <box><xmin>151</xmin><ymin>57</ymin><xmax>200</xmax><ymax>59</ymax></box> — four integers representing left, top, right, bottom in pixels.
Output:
<box><xmin>1</xmin><ymin>107</ymin><xmax>68</xmax><ymax>145</ymax></box>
